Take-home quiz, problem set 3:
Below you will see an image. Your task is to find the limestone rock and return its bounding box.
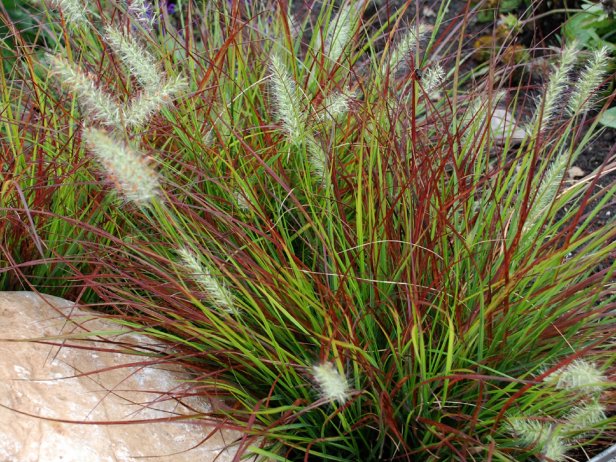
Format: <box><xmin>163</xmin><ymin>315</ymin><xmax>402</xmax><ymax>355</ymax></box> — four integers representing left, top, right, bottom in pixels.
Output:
<box><xmin>0</xmin><ymin>291</ymin><xmax>243</xmax><ymax>462</ymax></box>
<box><xmin>567</xmin><ymin>166</ymin><xmax>585</xmax><ymax>179</ymax></box>
<box><xmin>491</xmin><ymin>108</ymin><xmax>527</xmax><ymax>144</ymax></box>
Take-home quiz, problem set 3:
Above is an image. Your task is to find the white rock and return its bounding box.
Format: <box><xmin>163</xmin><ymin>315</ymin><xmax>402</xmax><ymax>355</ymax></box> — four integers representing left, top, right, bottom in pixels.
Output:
<box><xmin>491</xmin><ymin>108</ymin><xmax>527</xmax><ymax>143</ymax></box>
<box><xmin>0</xmin><ymin>291</ymin><xmax>243</xmax><ymax>462</ymax></box>
<box><xmin>567</xmin><ymin>166</ymin><xmax>585</xmax><ymax>179</ymax></box>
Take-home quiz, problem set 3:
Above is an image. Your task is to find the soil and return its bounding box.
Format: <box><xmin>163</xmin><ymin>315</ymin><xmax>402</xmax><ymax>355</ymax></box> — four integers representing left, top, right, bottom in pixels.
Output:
<box><xmin>572</xmin><ymin>125</ymin><xmax>616</xmax><ymax>231</ymax></box>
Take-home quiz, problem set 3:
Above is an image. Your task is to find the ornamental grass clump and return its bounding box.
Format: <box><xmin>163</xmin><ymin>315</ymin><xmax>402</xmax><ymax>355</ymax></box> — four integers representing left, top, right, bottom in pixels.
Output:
<box><xmin>2</xmin><ymin>0</ymin><xmax>615</xmax><ymax>460</ymax></box>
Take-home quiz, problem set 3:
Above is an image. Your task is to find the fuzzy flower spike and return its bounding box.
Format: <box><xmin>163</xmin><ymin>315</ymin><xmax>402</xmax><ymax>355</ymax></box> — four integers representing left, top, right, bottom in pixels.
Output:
<box><xmin>312</xmin><ymin>361</ymin><xmax>350</xmax><ymax>404</ymax></box>
<box><xmin>177</xmin><ymin>247</ymin><xmax>236</xmax><ymax>314</ymax></box>
<box><xmin>386</xmin><ymin>23</ymin><xmax>432</xmax><ymax>74</ymax></box>
<box><xmin>104</xmin><ymin>25</ymin><xmax>161</xmax><ymax>90</ymax></box>
<box><xmin>49</xmin><ymin>54</ymin><xmax>122</xmax><ymax>127</ymax></box>
<box><xmin>563</xmin><ymin>401</ymin><xmax>607</xmax><ymax>434</ymax></box>
<box><xmin>507</xmin><ymin>418</ymin><xmax>568</xmax><ymax>461</ymax></box>
<box><xmin>122</xmin><ymin>74</ymin><xmax>188</xmax><ymax>128</ymax></box>
<box><xmin>324</xmin><ymin>4</ymin><xmax>357</xmax><ymax>66</ymax></box>
<box><xmin>528</xmin><ymin>41</ymin><xmax>578</xmax><ymax>131</ymax></box>
<box><xmin>567</xmin><ymin>46</ymin><xmax>611</xmax><ymax>115</ymax></box>
<box><xmin>269</xmin><ymin>54</ymin><xmax>306</xmax><ymax>146</ymax></box>
<box><xmin>543</xmin><ymin>359</ymin><xmax>606</xmax><ymax>396</ymax></box>
<box><xmin>50</xmin><ymin>0</ymin><xmax>90</xmax><ymax>27</ymax></box>
<box><xmin>84</xmin><ymin>127</ymin><xmax>160</xmax><ymax>205</ymax></box>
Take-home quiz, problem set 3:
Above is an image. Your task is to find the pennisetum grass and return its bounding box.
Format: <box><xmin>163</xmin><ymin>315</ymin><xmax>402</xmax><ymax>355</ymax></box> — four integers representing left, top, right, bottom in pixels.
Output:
<box><xmin>385</xmin><ymin>22</ymin><xmax>432</xmax><ymax>74</ymax></box>
<box><xmin>177</xmin><ymin>247</ymin><xmax>237</xmax><ymax>314</ymax></box>
<box><xmin>323</xmin><ymin>3</ymin><xmax>357</xmax><ymax>67</ymax></box>
<box><xmin>527</xmin><ymin>42</ymin><xmax>579</xmax><ymax>131</ymax></box>
<box><xmin>2</xmin><ymin>0</ymin><xmax>615</xmax><ymax>460</ymax></box>
<box><xmin>567</xmin><ymin>46</ymin><xmax>611</xmax><ymax>116</ymax></box>
<box><xmin>312</xmin><ymin>361</ymin><xmax>351</xmax><ymax>404</ymax></box>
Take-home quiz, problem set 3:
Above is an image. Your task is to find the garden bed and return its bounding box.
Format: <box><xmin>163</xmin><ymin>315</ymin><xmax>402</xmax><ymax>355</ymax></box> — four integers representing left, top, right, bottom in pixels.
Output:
<box><xmin>1</xmin><ymin>0</ymin><xmax>614</xmax><ymax>460</ymax></box>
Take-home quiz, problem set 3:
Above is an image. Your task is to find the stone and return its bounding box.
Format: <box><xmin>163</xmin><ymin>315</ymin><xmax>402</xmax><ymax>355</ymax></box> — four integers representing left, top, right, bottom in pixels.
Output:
<box><xmin>490</xmin><ymin>108</ymin><xmax>527</xmax><ymax>144</ymax></box>
<box><xmin>0</xmin><ymin>291</ymin><xmax>243</xmax><ymax>462</ymax></box>
<box><xmin>567</xmin><ymin>166</ymin><xmax>585</xmax><ymax>179</ymax></box>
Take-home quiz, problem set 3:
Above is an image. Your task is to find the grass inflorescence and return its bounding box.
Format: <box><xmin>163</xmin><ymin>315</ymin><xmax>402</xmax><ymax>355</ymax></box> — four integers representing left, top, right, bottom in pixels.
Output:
<box><xmin>1</xmin><ymin>0</ymin><xmax>615</xmax><ymax>460</ymax></box>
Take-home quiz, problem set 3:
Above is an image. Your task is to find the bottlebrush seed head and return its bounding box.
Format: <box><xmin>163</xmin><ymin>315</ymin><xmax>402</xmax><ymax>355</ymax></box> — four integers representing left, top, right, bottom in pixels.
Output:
<box><xmin>386</xmin><ymin>23</ymin><xmax>431</xmax><ymax>73</ymax></box>
<box><xmin>543</xmin><ymin>360</ymin><xmax>606</xmax><ymax>396</ymax></box>
<box><xmin>269</xmin><ymin>54</ymin><xmax>306</xmax><ymax>145</ymax></box>
<box><xmin>306</xmin><ymin>137</ymin><xmax>330</xmax><ymax>188</ymax></box>
<box><xmin>324</xmin><ymin>4</ymin><xmax>356</xmax><ymax>65</ymax></box>
<box><xmin>507</xmin><ymin>418</ymin><xmax>568</xmax><ymax>462</ymax></box>
<box><xmin>563</xmin><ymin>400</ymin><xmax>607</xmax><ymax>434</ymax></box>
<box><xmin>177</xmin><ymin>248</ymin><xmax>236</xmax><ymax>314</ymax></box>
<box><xmin>104</xmin><ymin>25</ymin><xmax>161</xmax><ymax>90</ymax></box>
<box><xmin>542</xmin><ymin>435</ymin><xmax>568</xmax><ymax>462</ymax></box>
<box><xmin>422</xmin><ymin>64</ymin><xmax>445</xmax><ymax>95</ymax></box>
<box><xmin>319</xmin><ymin>89</ymin><xmax>353</xmax><ymax>122</ymax></box>
<box><xmin>122</xmin><ymin>75</ymin><xmax>188</xmax><ymax>128</ymax></box>
<box><xmin>48</xmin><ymin>54</ymin><xmax>122</xmax><ymax>127</ymax></box>
<box><xmin>312</xmin><ymin>362</ymin><xmax>350</xmax><ymax>404</ymax></box>
<box><xmin>523</xmin><ymin>149</ymin><xmax>570</xmax><ymax>232</ymax></box>
<box><xmin>567</xmin><ymin>46</ymin><xmax>611</xmax><ymax>116</ymax></box>
<box><xmin>50</xmin><ymin>0</ymin><xmax>89</xmax><ymax>27</ymax></box>
<box><xmin>84</xmin><ymin>127</ymin><xmax>160</xmax><ymax>205</ymax></box>
<box><xmin>507</xmin><ymin>418</ymin><xmax>551</xmax><ymax>446</ymax></box>
<box><xmin>529</xmin><ymin>42</ymin><xmax>578</xmax><ymax>131</ymax></box>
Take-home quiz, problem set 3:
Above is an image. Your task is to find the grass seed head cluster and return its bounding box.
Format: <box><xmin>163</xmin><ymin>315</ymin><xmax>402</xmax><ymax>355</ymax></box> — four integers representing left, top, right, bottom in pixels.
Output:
<box><xmin>507</xmin><ymin>360</ymin><xmax>609</xmax><ymax>461</ymax></box>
